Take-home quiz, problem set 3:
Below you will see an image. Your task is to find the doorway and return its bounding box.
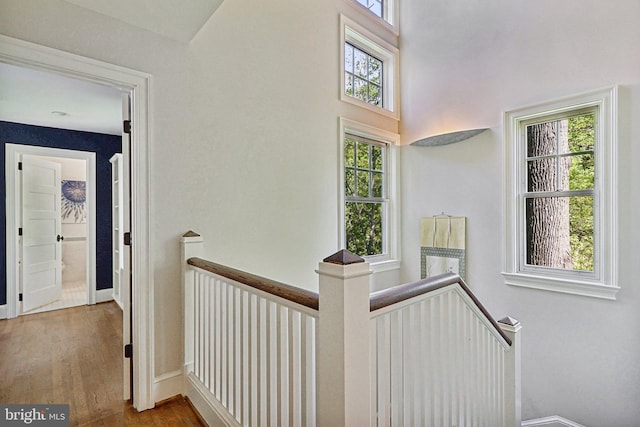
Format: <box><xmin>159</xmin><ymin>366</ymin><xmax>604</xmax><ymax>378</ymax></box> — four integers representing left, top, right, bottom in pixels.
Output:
<box><xmin>6</xmin><ymin>145</ymin><xmax>96</xmax><ymax>315</ymax></box>
<box><xmin>0</xmin><ymin>34</ymin><xmax>154</xmax><ymax>410</ymax></box>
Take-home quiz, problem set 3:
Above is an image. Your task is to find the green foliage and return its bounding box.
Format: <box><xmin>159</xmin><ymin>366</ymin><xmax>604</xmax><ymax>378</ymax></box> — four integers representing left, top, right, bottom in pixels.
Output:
<box><xmin>567</xmin><ymin>114</ymin><xmax>595</xmax><ymax>271</ymax></box>
<box><xmin>344</xmin><ymin>42</ymin><xmax>383</xmax><ymax>107</ymax></box>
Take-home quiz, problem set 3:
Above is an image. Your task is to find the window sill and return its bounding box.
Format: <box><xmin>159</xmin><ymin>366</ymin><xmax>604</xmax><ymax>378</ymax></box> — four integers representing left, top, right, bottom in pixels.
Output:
<box><xmin>344</xmin><ymin>0</ymin><xmax>399</xmax><ymax>37</ymax></box>
<box><xmin>368</xmin><ymin>259</ymin><xmax>401</xmax><ymax>273</ymax></box>
<box><xmin>502</xmin><ymin>272</ymin><xmax>620</xmax><ymax>300</ymax></box>
<box><xmin>340</xmin><ymin>92</ymin><xmax>399</xmax><ymax>120</ymax></box>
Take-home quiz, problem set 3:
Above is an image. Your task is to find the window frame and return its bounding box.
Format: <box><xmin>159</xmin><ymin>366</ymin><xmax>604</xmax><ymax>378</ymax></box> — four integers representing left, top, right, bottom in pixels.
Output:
<box><xmin>503</xmin><ymin>87</ymin><xmax>619</xmax><ymax>300</ymax></box>
<box><xmin>340</xmin><ymin>15</ymin><xmax>400</xmax><ymax>119</ymax></box>
<box><xmin>349</xmin><ymin>0</ymin><xmax>399</xmax><ymax>30</ymax></box>
<box><xmin>339</xmin><ymin>117</ymin><xmax>400</xmax><ymax>271</ymax></box>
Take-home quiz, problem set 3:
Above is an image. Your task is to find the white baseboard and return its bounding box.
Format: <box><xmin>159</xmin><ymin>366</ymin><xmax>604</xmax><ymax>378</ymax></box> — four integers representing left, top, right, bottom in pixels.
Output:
<box><xmin>95</xmin><ymin>288</ymin><xmax>114</xmax><ymax>303</ymax></box>
<box><xmin>523</xmin><ymin>416</ymin><xmax>586</xmax><ymax>427</ymax></box>
<box><xmin>0</xmin><ymin>304</ymin><xmax>6</xmax><ymax>319</ymax></box>
<box><xmin>153</xmin><ymin>370</ymin><xmax>183</xmax><ymax>403</ymax></box>
<box><xmin>186</xmin><ymin>372</ymin><xmax>239</xmax><ymax>427</ymax></box>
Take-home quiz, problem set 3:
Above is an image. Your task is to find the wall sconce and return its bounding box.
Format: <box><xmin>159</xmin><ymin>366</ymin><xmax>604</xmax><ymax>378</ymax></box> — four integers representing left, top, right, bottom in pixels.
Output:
<box><xmin>410</xmin><ymin>128</ymin><xmax>488</xmax><ymax>147</ymax></box>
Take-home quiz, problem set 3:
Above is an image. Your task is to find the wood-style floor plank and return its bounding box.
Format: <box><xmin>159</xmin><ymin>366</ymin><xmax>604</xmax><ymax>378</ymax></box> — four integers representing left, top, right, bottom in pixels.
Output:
<box><xmin>0</xmin><ymin>302</ymin><xmax>204</xmax><ymax>426</ymax></box>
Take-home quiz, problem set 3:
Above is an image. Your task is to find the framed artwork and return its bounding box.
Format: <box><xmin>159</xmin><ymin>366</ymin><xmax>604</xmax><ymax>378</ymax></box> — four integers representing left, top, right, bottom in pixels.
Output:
<box><xmin>61</xmin><ymin>180</ymin><xmax>86</xmax><ymax>223</ymax></box>
<box><xmin>420</xmin><ymin>216</ymin><xmax>467</xmax><ymax>281</ymax></box>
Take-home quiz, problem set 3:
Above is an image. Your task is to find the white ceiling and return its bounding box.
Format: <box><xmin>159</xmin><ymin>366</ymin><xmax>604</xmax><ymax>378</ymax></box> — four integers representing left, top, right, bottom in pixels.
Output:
<box><xmin>0</xmin><ymin>0</ymin><xmax>224</xmax><ymax>135</ymax></box>
<box><xmin>0</xmin><ymin>62</ymin><xmax>124</xmax><ymax>135</ymax></box>
<box><xmin>62</xmin><ymin>0</ymin><xmax>225</xmax><ymax>42</ymax></box>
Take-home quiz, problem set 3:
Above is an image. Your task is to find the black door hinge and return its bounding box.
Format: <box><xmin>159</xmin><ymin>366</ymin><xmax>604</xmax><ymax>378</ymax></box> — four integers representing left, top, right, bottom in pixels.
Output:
<box><xmin>123</xmin><ymin>120</ymin><xmax>132</xmax><ymax>134</ymax></box>
<box><xmin>124</xmin><ymin>343</ymin><xmax>133</xmax><ymax>358</ymax></box>
<box><xmin>19</xmin><ymin>293</ymin><xmax>23</xmax><ymax>302</ymax></box>
<box><xmin>18</xmin><ymin>228</ymin><xmax>22</xmax><ymax>236</ymax></box>
<box><xmin>18</xmin><ymin>162</ymin><xmax>22</xmax><ymax>171</ymax></box>
<box><xmin>124</xmin><ymin>232</ymin><xmax>132</xmax><ymax>246</ymax></box>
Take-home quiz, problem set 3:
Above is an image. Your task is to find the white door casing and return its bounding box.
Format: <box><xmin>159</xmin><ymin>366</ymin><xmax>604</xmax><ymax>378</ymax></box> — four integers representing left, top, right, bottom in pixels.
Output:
<box><xmin>0</xmin><ymin>34</ymin><xmax>154</xmax><ymax>411</ymax></box>
<box><xmin>21</xmin><ymin>155</ymin><xmax>62</xmax><ymax>312</ymax></box>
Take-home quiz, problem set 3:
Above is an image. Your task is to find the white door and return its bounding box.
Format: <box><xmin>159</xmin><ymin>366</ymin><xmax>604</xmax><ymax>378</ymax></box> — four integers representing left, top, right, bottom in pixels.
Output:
<box><xmin>21</xmin><ymin>155</ymin><xmax>63</xmax><ymax>312</ymax></box>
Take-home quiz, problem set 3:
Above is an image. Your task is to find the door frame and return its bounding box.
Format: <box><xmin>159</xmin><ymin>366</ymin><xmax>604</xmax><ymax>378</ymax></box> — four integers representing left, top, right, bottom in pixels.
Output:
<box><xmin>0</xmin><ymin>35</ymin><xmax>155</xmax><ymax>411</ymax></box>
<box><xmin>6</xmin><ymin>145</ymin><xmax>97</xmax><ymax>311</ymax></box>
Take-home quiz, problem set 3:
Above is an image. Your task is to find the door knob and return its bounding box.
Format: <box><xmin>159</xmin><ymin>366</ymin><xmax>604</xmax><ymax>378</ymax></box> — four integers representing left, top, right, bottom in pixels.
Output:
<box><xmin>57</xmin><ymin>235</ymin><xmax>64</xmax><ymax>242</ymax></box>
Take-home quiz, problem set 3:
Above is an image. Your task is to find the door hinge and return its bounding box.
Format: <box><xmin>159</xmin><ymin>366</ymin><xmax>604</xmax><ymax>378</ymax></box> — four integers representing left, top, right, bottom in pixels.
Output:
<box><xmin>123</xmin><ymin>120</ymin><xmax>132</xmax><ymax>134</ymax></box>
<box><xmin>124</xmin><ymin>343</ymin><xmax>133</xmax><ymax>358</ymax></box>
<box><xmin>19</xmin><ymin>293</ymin><xmax>23</xmax><ymax>302</ymax></box>
<box><xmin>124</xmin><ymin>232</ymin><xmax>132</xmax><ymax>246</ymax></box>
<box><xmin>18</xmin><ymin>228</ymin><xmax>22</xmax><ymax>236</ymax></box>
<box><xmin>18</xmin><ymin>162</ymin><xmax>22</xmax><ymax>171</ymax></box>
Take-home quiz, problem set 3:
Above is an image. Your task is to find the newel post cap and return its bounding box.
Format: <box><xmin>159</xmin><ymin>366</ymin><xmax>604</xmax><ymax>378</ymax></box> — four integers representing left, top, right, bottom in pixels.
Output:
<box><xmin>316</xmin><ymin>249</ymin><xmax>371</xmax><ymax>279</ymax></box>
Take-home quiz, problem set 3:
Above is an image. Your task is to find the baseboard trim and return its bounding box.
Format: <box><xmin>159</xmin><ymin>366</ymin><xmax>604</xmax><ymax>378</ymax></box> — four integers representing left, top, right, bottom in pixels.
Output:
<box><xmin>0</xmin><ymin>304</ymin><xmax>6</xmax><ymax>319</ymax></box>
<box><xmin>95</xmin><ymin>288</ymin><xmax>114</xmax><ymax>304</ymax></box>
<box><xmin>185</xmin><ymin>372</ymin><xmax>239</xmax><ymax>427</ymax></box>
<box><xmin>523</xmin><ymin>415</ymin><xmax>586</xmax><ymax>427</ymax></box>
<box><xmin>154</xmin><ymin>370</ymin><xmax>183</xmax><ymax>403</ymax></box>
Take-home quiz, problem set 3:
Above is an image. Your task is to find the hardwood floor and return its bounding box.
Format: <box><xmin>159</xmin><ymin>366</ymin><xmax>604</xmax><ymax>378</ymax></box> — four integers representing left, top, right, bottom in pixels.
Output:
<box><xmin>0</xmin><ymin>302</ymin><xmax>204</xmax><ymax>426</ymax></box>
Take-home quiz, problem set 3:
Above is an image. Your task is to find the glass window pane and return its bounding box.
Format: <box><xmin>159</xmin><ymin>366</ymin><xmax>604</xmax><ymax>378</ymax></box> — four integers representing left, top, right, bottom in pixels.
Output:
<box><xmin>354</xmin><ymin>49</ymin><xmax>368</xmax><ymax>78</ymax></box>
<box><xmin>345</xmin><ymin>138</ymin><xmax>355</xmax><ymax>167</ymax></box>
<box><xmin>568</xmin><ymin>113</ymin><xmax>595</xmax><ymax>153</ymax></box>
<box><xmin>372</xmin><ymin>172</ymin><xmax>383</xmax><ymax>197</ymax></box>
<box><xmin>568</xmin><ymin>153</ymin><xmax>594</xmax><ymax>191</ymax></box>
<box><xmin>527</xmin><ymin>158</ymin><xmax>557</xmax><ymax>192</ymax></box>
<box><xmin>525</xmin><ymin>196</ymin><xmax>593</xmax><ymax>271</ymax></box>
<box><xmin>345</xmin><ymin>73</ymin><xmax>354</xmax><ymax>97</ymax></box>
<box><xmin>369</xmin><ymin>57</ymin><xmax>382</xmax><ymax>84</ymax></box>
<box><xmin>371</xmin><ymin>145</ymin><xmax>383</xmax><ymax>171</ymax></box>
<box><xmin>357</xmin><ymin>170</ymin><xmax>370</xmax><ymax>197</ymax></box>
<box><xmin>345</xmin><ymin>168</ymin><xmax>355</xmax><ymax>195</ymax></box>
<box><xmin>353</xmin><ymin>77</ymin><xmax>367</xmax><ymax>102</ymax></box>
<box><xmin>345</xmin><ymin>201</ymin><xmax>383</xmax><ymax>256</ymax></box>
<box><xmin>369</xmin><ymin>84</ymin><xmax>381</xmax><ymax>106</ymax></box>
<box><xmin>527</xmin><ymin>121</ymin><xmax>560</xmax><ymax>157</ymax></box>
<box><xmin>356</xmin><ymin>142</ymin><xmax>370</xmax><ymax>168</ymax></box>
<box><xmin>344</xmin><ymin>43</ymin><xmax>354</xmax><ymax>73</ymax></box>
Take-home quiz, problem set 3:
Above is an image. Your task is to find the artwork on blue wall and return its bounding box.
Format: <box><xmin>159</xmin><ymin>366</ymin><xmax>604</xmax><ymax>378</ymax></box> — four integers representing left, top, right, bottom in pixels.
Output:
<box><xmin>61</xmin><ymin>180</ymin><xmax>87</xmax><ymax>223</ymax></box>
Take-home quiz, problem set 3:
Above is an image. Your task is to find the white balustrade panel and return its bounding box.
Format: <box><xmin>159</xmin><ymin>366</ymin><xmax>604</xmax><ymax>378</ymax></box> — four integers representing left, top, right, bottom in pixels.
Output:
<box><xmin>191</xmin><ymin>268</ymin><xmax>317</xmax><ymax>427</ymax></box>
<box><xmin>370</xmin><ymin>285</ymin><xmax>510</xmax><ymax>427</ymax></box>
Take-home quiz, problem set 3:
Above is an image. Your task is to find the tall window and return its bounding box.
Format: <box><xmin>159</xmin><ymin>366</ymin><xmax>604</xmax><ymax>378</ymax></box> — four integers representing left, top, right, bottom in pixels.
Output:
<box><xmin>344</xmin><ymin>134</ymin><xmax>386</xmax><ymax>256</ymax></box>
<box><xmin>503</xmin><ymin>87</ymin><xmax>618</xmax><ymax>300</ymax></box>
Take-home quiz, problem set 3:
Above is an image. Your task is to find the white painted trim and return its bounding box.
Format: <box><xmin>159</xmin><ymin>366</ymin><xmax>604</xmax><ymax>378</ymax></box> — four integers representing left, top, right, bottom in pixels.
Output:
<box><xmin>0</xmin><ymin>34</ymin><xmax>154</xmax><ymax>411</ymax></box>
<box><xmin>522</xmin><ymin>415</ymin><xmax>586</xmax><ymax>427</ymax></box>
<box><xmin>96</xmin><ymin>288</ymin><xmax>115</xmax><ymax>304</ymax></box>
<box><xmin>5</xmin><ymin>144</ymin><xmax>97</xmax><ymax>317</ymax></box>
<box><xmin>503</xmin><ymin>86</ymin><xmax>619</xmax><ymax>300</ymax></box>
<box><xmin>0</xmin><ymin>304</ymin><xmax>6</xmax><ymax>319</ymax></box>
<box><xmin>153</xmin><ymin>370</ymin><xmax>183</xmax><ymax>404</ymax></box>
<box><xmin>186</xmin><ymin>373</ymin><xmax>240</xmax><ymax>427</ymax></box>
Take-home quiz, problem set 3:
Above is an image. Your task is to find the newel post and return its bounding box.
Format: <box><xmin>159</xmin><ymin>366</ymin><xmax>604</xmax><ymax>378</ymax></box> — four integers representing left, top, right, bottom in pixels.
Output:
<box><xmin>499</xmin><ymin>316</ymin><xmax>522</xmax><ymax>427</ymax></box>
<box><xmin>316</xmin><ymin>250</ymin><xmax>372</xmax><ymax>427</ymax></box>
<box><xmin>181</xmin><ymin>231</ymin><xmax>203</xmax><ymax>382</ymax></box>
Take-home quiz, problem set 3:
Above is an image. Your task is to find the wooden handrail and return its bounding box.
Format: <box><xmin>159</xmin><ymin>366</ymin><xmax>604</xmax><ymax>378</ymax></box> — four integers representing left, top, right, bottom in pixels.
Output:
<box><xmin>187</xmin><ymin>257</ymin><xmax>319</xmax><ymax>311</ymax></box>
<box><xmin>369</xmin><ymin>273</ymin><xmax>512</xmax><ymax>346</ymax></box>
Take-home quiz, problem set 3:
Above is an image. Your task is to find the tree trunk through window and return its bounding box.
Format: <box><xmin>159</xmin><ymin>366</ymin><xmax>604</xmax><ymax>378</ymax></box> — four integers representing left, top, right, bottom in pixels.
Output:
<box><xmin>526</xmin><ymin>121</ymin><xmax>574</xmax><ymax>269</ymax></box>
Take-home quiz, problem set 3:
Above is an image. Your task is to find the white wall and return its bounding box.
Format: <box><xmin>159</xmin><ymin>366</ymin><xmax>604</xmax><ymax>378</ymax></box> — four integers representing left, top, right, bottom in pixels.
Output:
<box><xmin>400</xmin><ymin>1</ymin><xmax>640</xmax><ymax>425</ymax></box>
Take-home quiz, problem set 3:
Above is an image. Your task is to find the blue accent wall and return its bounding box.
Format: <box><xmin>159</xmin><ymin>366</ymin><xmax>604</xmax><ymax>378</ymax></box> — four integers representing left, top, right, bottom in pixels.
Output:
<box><xmin>1</xmin><ymin>121</ymin><xmax>122</xmax><ymax>306</ymax></box>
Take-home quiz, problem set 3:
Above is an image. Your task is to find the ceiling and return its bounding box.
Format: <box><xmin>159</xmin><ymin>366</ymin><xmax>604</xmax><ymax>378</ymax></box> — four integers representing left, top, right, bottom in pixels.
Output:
<box><xmin>62</xmin><ymin>0</ymin><xmax>225</xmax><ymax>42</ymax></box>
<box><xmin>0</xmin><ymin>1</ymin><xmax>224</xmax><ymax>135</ymax></box>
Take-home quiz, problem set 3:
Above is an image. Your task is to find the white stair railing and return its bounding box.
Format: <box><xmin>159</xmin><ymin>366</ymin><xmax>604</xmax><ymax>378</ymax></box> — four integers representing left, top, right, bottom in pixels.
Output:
<box><xmin>181</xmin><ymin>232</ymin><xmax>521</xmax><ymax>427</ymax></box>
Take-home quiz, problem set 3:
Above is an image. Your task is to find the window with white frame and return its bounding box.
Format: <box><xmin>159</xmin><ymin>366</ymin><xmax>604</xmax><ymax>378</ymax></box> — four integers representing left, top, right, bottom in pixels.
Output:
<box><xmin>340</xmin><ymin>15</ymin><xmax>399</xmax><ymax>119</ymax></box>
<box><xmin>352</xmin><ymin>0</ymin><xmax>397</xmax><ymax>28</ymax></box>
<box><xmin>503</xmin><ymin>87</ymin><xmax>619</xmax><ymax>299</ymax></box>
<box><xmin>340</xmin><ymin>118</ymin><xmax>399</xmax><ymax>268</ymax></box>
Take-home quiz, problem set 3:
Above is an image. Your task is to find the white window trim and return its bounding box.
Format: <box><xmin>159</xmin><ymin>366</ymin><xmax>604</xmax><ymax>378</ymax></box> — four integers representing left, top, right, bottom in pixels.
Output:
<box><xmin>340</xmin><ymin>14</ymin><xmax>400</xmax><ymax>120</ymax></box>
<box><xmin>503</xmin><ymin>86</ymin><xmax>619</xmax><ymax>300</ymax></box>
<box><xmin>345</xmin><ymin>0</ymin><xmax>400</xmax><ymax>35</ymax></box>
<box><xmin>339</xmin><ymin>117</ymin><xmax>401</xmax><ymax>271</ymax></box>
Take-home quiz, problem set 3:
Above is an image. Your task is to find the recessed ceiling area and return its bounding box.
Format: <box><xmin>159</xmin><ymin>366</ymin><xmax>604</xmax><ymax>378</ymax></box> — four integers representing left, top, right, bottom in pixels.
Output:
<box><xmin>0</xmin><ymin>62</ymin><xmax>123</xmax><ymax>135</ymax></box>
<box><xmin>62</xmin><ymin>0</ymin><xmax>225</xmax><ymax>42</ymax></box>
